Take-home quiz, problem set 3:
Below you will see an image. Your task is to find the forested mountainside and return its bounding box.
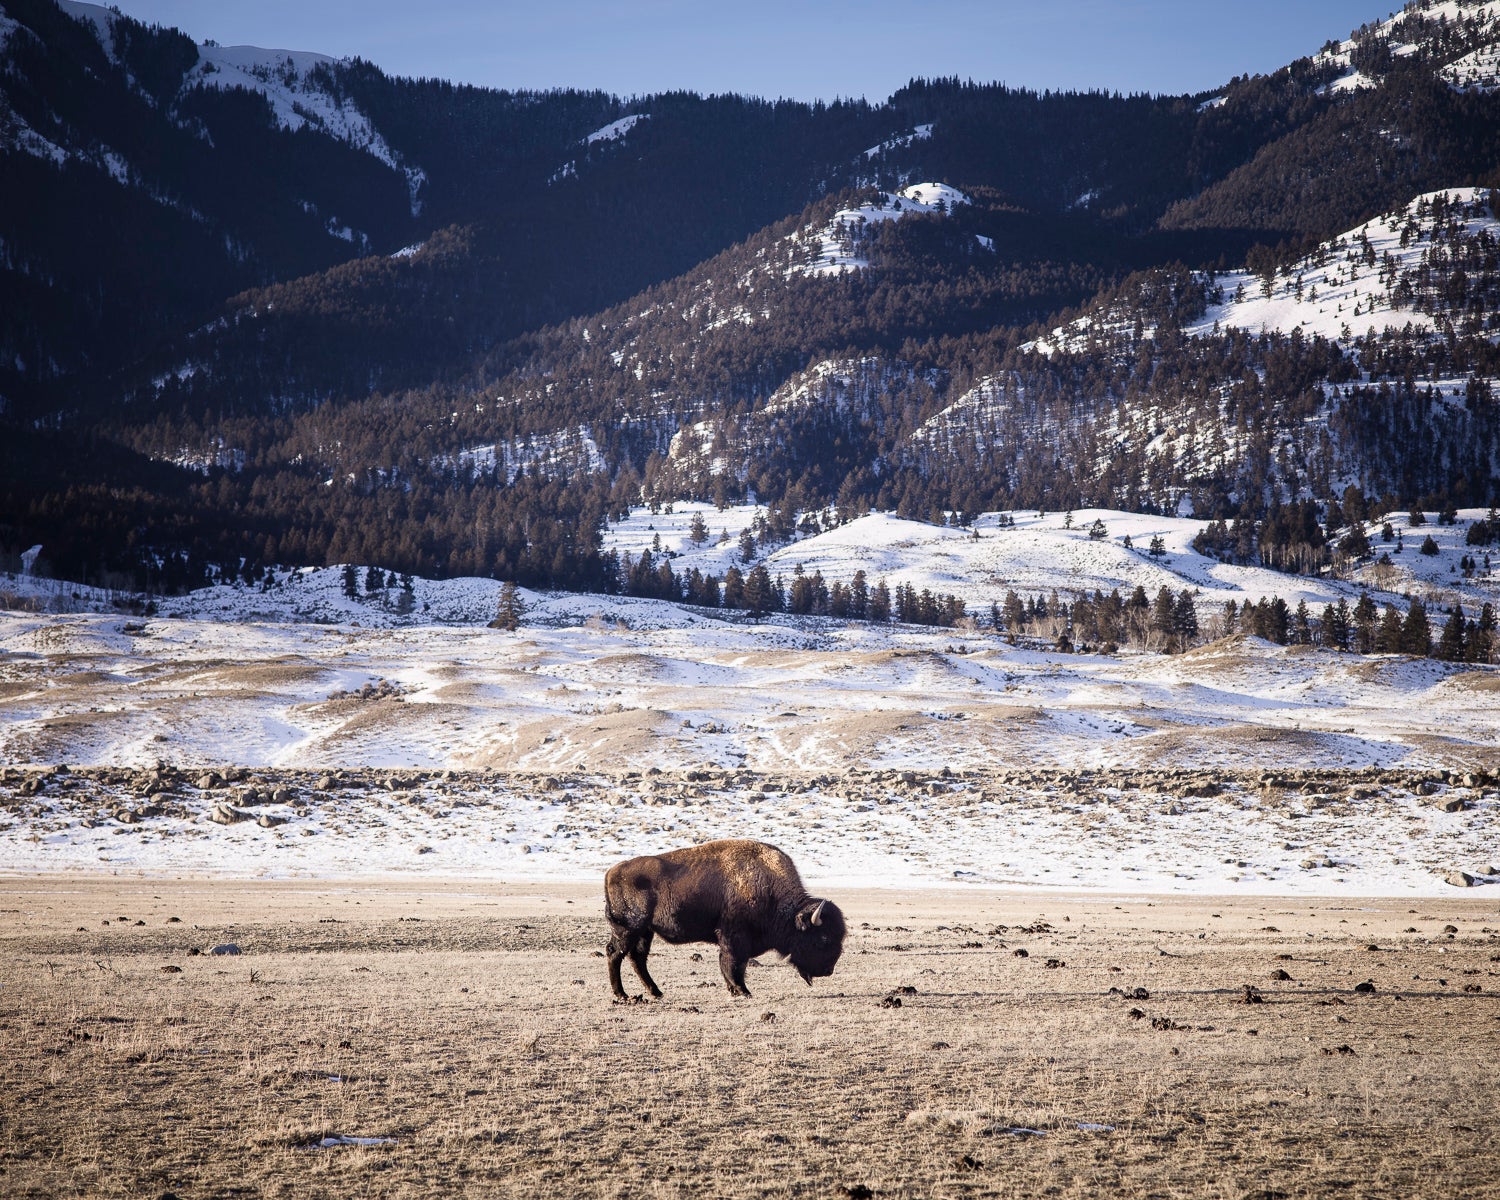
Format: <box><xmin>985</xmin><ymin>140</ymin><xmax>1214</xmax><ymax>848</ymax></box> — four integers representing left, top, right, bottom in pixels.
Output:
<box><xmin>4</xmin><ymin>0</ymin><xmax>1500</xmax><ymax>601</ymax></box>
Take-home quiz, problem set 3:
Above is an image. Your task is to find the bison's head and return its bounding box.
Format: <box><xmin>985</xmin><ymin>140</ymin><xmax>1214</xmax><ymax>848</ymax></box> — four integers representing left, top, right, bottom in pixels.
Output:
<box><xmin>789</xmin><ymin>898</ymin><xmax>846</xmax><ymax>984</ymax></box>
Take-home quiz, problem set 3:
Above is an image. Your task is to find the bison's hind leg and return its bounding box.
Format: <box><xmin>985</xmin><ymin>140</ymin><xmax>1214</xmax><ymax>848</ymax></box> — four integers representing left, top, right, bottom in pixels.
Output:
<box><xmin>626</xmin><ymin>930</ymin><xmax>664</xmax><ymax>999</ymax></box>
<box><xmin>606</xmin><ymin>926</ymin><xmax>630</xmax><ymax>1000</ymax></box>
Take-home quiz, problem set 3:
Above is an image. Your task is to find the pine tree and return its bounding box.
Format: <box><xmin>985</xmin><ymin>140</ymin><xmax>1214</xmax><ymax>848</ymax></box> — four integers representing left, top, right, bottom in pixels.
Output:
<box><xmin>1435</xmin><ymin>609</ymin><xmax>1467</xmax><ymax>661</ymax></box>
<box><xmin>490</xmin><ymin>581</ymin><xmax>525</xmax><ymax>630</ymax></box>
<box><xmin>688</xmin><ymin>512</ymin><xmax>710</xmax><ymax>545</ymax></box>
<box><xmin>1467</xmin><ymin>603</ymin><xmax>1496</xmax><ymax>663</ymax></box>
<box><xmin>1352</xmin><ymin>593</ymin><xmax>1378</xmax><ymax>653</ymax></box>
<box><xmin>1400</xmin><ymin>599</ymin><xmax>1431</xmax><ymax>656</ymax></box>
<box><xmin>342</xmin><ymin>564</ymin><xmax>358</xmax><ymax>598</ymax></box>
<box><xmin>1323</xmin><ymin>597</ymin><xmax>1352</xmax><ymax>650</ymax></box>
<box><xmin>722</xmin><ymin>566</ymin><xmax>745</xmax><ymax>608</ymax></box>
<box><xmin>743</xmin><ymin>564</ymin><xmax>775</xmax><ymax>616</ymax></box>
<box><xmin>1293</xmin><ymin>600</ymin><xmax>1312</xmax><ymax>645</ymax></box>
<box><xmin>1003</xmin><ymin>589</ymin><xmax>1026</xmax><ymax>633</ymax></box>
<box><xmin>1174</xmin><ymin>590</ymin><xmax>1199</xmax><ymax>641</ymax></box>
<box><xmin>1376</xmin><ymin>604</ymin><xmax>1404</xmax><ymax>654</ymax></box>
<box><xmin>850</xmin><ymin>570</ymin><xmax>869</xmax><ymax>620</ymax></box>
<box><xmin>1151</xmin><ymin>586</ymin><xmax>1177</xmax><ymax>642</ymax></box>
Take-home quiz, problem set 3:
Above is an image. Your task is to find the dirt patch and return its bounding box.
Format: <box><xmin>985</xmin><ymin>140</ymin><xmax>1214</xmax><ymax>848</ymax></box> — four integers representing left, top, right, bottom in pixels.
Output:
<box><xmin>477</xmin><ymin>706</ymin><xmax>679</xmax><ymax>770</ymax></box>
<box><xmin>1444</xmin><ymin>670</ymin><xmax>1500</xmax><ymax>693</ymax></box>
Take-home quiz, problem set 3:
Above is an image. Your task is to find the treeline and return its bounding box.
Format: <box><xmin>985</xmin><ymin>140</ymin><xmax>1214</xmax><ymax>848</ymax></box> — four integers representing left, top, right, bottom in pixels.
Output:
<box><xmin>990</xmin><ymin>583</ymin><xmax>1497</xmax><ymax>663</ymax></box>
<box><xmin>609</xmin><ymin>550</ymin><xmax>977</xmax><ymax>627</ymax></box>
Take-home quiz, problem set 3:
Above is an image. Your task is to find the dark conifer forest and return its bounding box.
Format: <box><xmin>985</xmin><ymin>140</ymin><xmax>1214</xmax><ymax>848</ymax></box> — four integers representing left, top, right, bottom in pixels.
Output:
<box><xmin>3</xmin><ymin>0</ymin><xmax>1500</xmax><ymax>614</ymax></box>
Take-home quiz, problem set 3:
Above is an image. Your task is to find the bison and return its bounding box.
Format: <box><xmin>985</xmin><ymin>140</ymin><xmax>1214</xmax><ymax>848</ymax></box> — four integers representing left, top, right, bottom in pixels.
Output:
<box><xmin>604</xmin><ymin>838</ymin><xmax>846</xmax><ymax>999</ymax></box>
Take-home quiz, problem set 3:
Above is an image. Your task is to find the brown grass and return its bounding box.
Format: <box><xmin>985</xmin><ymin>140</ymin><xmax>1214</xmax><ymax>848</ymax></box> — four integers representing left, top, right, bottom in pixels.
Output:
<box><xmin>0</xmin><ymin>880</ymin><xmax>1497</xmax><ymax>1198</ymax></box>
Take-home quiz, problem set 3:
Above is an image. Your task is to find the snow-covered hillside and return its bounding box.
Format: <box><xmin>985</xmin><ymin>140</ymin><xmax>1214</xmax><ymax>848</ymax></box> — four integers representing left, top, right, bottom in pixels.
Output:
<box><xmin>3</xmin><ymin>598</ymin><xmax>1498</xmax><ymax>893</ymax></box>
<box><xmin>1313</xmin><ymin>0</ymin><xmax>1500</xmax><ymax>95</ymax></box>
<box><xmin>600</xmin><ymin>505</ymin><xmax>1499</xmax><ymax>619</ymax></box>
<box><xmin>791</xmin><ymin>182</ymin><xmax>973</xmax><ymax>277</ymax></box>
<box><xmin>1188</xmin><ymin>188</ymin><xmax>1499</xmax><ymax>345</ymax></box>
<box><xmin>3</xmin><ymin>589</ymin><xmax>1498</xmax><ymax>777</ymax></box>
<box><xmin>8</xmin><ymin>506</ymin><xmax>1491</xmax><ymax>634</ymax></box>
<box><xmin>32</xmin><ymin>2</ymin><xmax>426</xmax><ymax>217</ymax></box>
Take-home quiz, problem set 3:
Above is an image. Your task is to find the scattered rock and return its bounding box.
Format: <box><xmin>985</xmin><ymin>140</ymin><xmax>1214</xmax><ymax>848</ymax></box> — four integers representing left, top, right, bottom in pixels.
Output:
<box><xmin>760</xmin><ymin>1011</ymin><xmax>776</xmax><ymax>1023</ymax></box>
<box><xmin>1012</xmin><ymin>948</ymin><xmax>1029</xmax><ymax>958</ymax></box>
<box><xmin>1044</xmin><ymin>958</ymin><xmax>1066</xmax><ymax>969</ymax></box>
<box><xmin>1445</xmin><ymin>871</ymin><xmax>1476</xmax><ymax>888</ymax></box>
<box><xmin>1270</xmin><ymin>969</ymin><xmax>1293</xmax><ymax>982</ymax></box>
<box><xmin>158</xmin><ymin>965</ymin><xmax>182</xmax><ymax>974</ymax></box>
<box><xmin>1353</xmin><ymin>981</ymin><xmax>1376</xmax><ymax>994</ymax></box>
<box><xmin>879</xmin><ymin>995</ymin><xmax>903</xmax><ymax>1009</ymax></box>
<box><xmin>1434</xmin><ymin>795</ymin><xmax>1466</xmax><ymax>813</ymax></box>
<box><xmin>1321</xmin><ymin>1044</ymin><xmax>1356</xmax><ymax>1056</ymax></box>
<box><xmin>209</xmin><ymin>943</ymin><xmax>242</xmax><ymax>956</ymax></box>
<box><xmin>206</xmin><ymin>803</ymin><xmax>249</xmax><ymax>825</ymax></box>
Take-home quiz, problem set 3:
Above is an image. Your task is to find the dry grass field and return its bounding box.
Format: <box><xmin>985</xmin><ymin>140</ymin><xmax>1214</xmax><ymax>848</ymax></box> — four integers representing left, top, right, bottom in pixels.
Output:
<box><xmin>1</xmin><ymin>878</ymin><xmax>1497</xmax><ymax>1199</ymax></box>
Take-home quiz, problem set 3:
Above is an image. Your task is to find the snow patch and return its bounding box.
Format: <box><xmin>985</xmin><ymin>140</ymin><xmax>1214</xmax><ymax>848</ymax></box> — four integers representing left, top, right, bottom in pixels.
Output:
<box><xmin>862</xmin><ymin>123</ymin><xmax>934</xmax><ymax>159</ymax></box>
<box><xmin>1187</xmin><ymin>187</ymin><xmax>1498</xmax><ymax>343</ymax></box>
<box><xmin>585</xmin><ymin>114</ymin><xmax>647</xmax><ymax>144</ymax></box>
<box><xmin>791</xmin><ymin>182</ymin><xmax>971</xmax><ymax>277</ymax></box>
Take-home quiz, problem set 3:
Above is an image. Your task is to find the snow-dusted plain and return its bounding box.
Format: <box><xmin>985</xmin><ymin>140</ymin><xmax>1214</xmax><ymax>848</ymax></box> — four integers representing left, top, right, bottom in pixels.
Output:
<box><xmin>3</xmin><ymin>503</ymin><xmax>1499</xmax><ymax>895</ymax></box>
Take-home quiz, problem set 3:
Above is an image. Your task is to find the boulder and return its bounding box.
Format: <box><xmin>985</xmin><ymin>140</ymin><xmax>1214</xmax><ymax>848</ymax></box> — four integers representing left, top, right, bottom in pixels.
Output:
<box><xmin>207</xmin><ymin>803</ymin><xmax>250</xmax><ymax>825</ymax></box>
<box><xmin>1445</xmin><ymin>870</ymin><xmax>1477</xmax><ymax>888</ymax></box>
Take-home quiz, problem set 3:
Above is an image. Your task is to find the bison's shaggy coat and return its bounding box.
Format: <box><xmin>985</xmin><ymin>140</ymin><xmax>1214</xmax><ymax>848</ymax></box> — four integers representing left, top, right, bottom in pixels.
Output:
<box><xmin>604</xmin><ymin>838</ymin><xmax>846</xmax><ymax>998</ymax></box>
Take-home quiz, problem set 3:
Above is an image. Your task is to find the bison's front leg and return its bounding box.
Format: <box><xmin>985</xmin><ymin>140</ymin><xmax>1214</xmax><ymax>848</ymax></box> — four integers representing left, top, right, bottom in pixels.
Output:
<box><xmin>716</xmin><ymin>932</ymin><xmax>751</xmax><ymax>997</ymax></box>
<box><xmin>627</xmin><ymin>930</ymin><xmax>664</xmax><ymax>999</ymax></box>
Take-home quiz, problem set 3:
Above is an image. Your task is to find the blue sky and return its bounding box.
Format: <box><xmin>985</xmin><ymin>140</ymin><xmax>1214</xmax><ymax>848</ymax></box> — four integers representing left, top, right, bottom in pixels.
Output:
<box><xmin>104</xmin><ymin>1</ymin><xmax>1390</xmax><ymax>100</ymax></box>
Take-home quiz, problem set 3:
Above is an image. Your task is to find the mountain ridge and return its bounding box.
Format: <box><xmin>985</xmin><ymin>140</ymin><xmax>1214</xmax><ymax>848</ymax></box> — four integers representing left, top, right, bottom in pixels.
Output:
<box><xmin>4</xmin><ymin>0</ymin><xmax>1500</xmax><ymax>608</ymax></box>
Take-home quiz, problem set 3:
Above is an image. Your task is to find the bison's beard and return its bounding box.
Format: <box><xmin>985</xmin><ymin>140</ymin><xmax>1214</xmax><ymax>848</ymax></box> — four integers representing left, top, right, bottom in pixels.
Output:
<box><xmin>788</xmin><ymin>900</ymin><xmax>847</xmax><ymax>984</ymax></box>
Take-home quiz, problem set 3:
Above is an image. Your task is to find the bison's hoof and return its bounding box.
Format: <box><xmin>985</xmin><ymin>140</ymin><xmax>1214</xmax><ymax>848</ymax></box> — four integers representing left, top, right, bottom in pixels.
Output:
<box><xmin>612</xmin><ymin>994</ymin><xmax>650</xmax><ymax>1006</ymax></box>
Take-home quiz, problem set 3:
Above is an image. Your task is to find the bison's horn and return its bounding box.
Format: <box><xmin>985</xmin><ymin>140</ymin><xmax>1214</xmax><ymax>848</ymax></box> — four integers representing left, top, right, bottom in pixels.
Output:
<box><xmin>810</xmin><ymin>900</ymin><xmax>826</xmax><ymax>927</ymax></box>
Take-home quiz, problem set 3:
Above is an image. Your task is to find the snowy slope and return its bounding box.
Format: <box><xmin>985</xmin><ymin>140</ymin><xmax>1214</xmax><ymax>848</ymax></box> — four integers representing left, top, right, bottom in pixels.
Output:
<box><xmin>586</xmin><ymin>114</ymin><xmax>648</xmax><ymax>144</ymax></box>
<box><xmin>46</xmin><ymin>2</ymin><xmax>425</xmax><ymax>216</ymax></box>
<box><xmin>1313</xmin><ymin>0</ymin><xmax>1500</xmax><ymax>95</ymax></box>
<box><xmin>1187</xmin><ymin>188</ymin><xmax>1499</xmax><ymax>344</ymax></box>
<box><xmin>2</xmin><ymin>603</ymin><xmax>1498</xmax><ymax>893</ymax></box>
<box><xmin>791</xmin><ymin>182</ymin><xmax>972</xmax><ymax>277</ymax></box>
